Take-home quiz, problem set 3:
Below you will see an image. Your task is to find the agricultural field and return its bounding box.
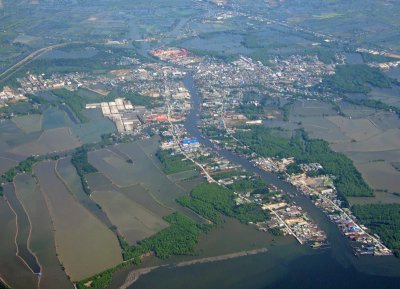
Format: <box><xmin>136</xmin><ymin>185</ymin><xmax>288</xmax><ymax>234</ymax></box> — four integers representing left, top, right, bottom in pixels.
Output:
<box><xmin>41</xmin><ymin>108</ymin><xmax>74</xmax><ymax>130</ymax></box>
<box><xmin>0</xmin><ymin>157</ymin><xmax>17</xmax><ymax>175</ymax></box>
<box><xmin>0</xmin><ymin>194</ymin><xmax>37</xmax><ymax>289</ymax></box>
<box><xmin>69</xmin><ymin>109</ymin><xmax>116</xmax><ymax>144</ymax></box>
<box><xmin>14</xmin><ymin>174</ymin><xmax>73</xmax><ymax>289</ymax></box>
<box><xmin>55</xmin><ymin>158</ymin><xmax>115</xmax><ymax>228</ymax></box>
<box><xmin>11</xmin><ymin>127</ymin><xmax>81</xmax><ymax>156</ymax></box>
<box><xmin>86</xmin><ymin>172</ymin><xmax>119</xmax><ymax>192</ymax></box>
<box><xmin>120</xmin><ymin>184</ymin><xmax>173</xmax><ymax>218</ymax></box>
<box><xmin>92</xmin><ymin>190</ymin><xmax>169</xmax><ymax>245</ymax></box>
<box><xmin>285</xmin><ymin>99</ymin><xmax>400</xmax><ymax>201</ymax></box>
<box><xmin>12</xmin><ymin>114</ymin><xmax>42</xmax><ymax>133</ymax></box>
<box><xmin>368</xmin><ymin>86</ymin><xmax>400</xmax><ymax>110</ymax></box>
<box><xmin>88</xmin><ymin>140</ymin><xmax>187</xmax><ymax>208</ymax></box>
<box><xmin>34</xmin><ymin>161</ymin><xmax>122</xmax><ymax>281</ymax></box>
<box><xmin>88</xmin><ymin>149</ymin><xmax>138</xmax><ymax>188</ymax></box>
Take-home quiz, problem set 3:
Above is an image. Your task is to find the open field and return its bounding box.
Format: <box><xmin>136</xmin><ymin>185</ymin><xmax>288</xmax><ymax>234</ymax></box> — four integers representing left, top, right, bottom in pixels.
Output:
<box><xmin>88</xmin><ymin>149</ymin><xmax>137</xmax><ymax>188</ymax></box>
<box><xmin>339</xmin><ymin>102</ymin><xmax>377</xmax><ymax>119</ymax></box>
<box><xmin>331</xmin><ymin>129</ymin><xmax>400</xmax><ymax>152</ymax></box>
<box><xmin>326</xmin><ymin>116</ymin><xmax>382</xmax><ymax>142</ymax></box>
<box><xmin>70</xmin><ymin>109</ymin><xmax>116</xmax><ymax>144</ymax></box>
<box><xmin>0</xmin><ymin>194</ymin><xmax>37</xmax><ymax>289</ymax></box>
<box><xmin>114</xmin><ymin>141</ymin><xmax>187</xmax><ymax>206</ymax></box>
<box><xmin>120</xmin><ymin>184</ymin><xmax>173</xmax><ymax>218</ymax></box>
<box><xmin>89</xmin><ymin>141</ymin><xmax>187</xmax><ymax>208</ymax></box>
<box><xmin>55</xmin><ymin>158</ymin><xmax>115</xmax><ymax>229</ymax></box>
<box><xmin>41</xmin><ymin>108</ymin><xmax>73</xmax><ymax>130</ymax></box>
<box><xmin>356</xmin><ymin>161</ymin><xmax>400</xmax><ymax>194</ymax></box>
<box><xmin>175</xmin><ymin>177</ymin><xmax>205</xmax><ymax>192</ymax></box>
<box><xmin>12</xmin><ymin>114</ymin><xmax>42</xmax><ymax>133</ymax></box>
<box><xmin>0</xmin><ymin>120</ymin><xmax>40</xmax><ymax>151</ymax></box>
<box><xmin>369</xmin><ymin>86</ymin><xmax>400</xmax><ymax>109</ymax></box>
<box><xmin>12</xmin><ymin>127</ymin><xmax>81</xmax><ymax>156</ymax></box>
<box><xmin>92</xmin><ymin>190</ymin><xmax>169</xmax><ymax>245</ymax></box>
<box><xmin>86</xmin><ymin>172</ymin><xmax>120</xmax><ymax>192</ymax></box>
<box><xmin>14</xmin><ymin>174</ymin><xmax>73</xmax><ymax>289</ymax></box>
<box><xmin>167</xmin><ymin>170</ymin><xmax>199</xmax><ymax>182</ymax></box>
<box><xmin>34</xmin><ymin>161</ymin><xmax>122</xmax><ymax>281</ymax></box>
<box><xmin>0</xmin><ymin>157</ymin><xmax>17</xmax><ymax>175</ymax></box>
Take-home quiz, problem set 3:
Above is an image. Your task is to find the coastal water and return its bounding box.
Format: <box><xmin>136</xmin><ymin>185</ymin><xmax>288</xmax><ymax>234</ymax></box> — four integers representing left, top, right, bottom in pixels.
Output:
<box><xmin>126</xmin><ymin>73</ymin><xmax>400</xmax><ymax>289</ymax></box>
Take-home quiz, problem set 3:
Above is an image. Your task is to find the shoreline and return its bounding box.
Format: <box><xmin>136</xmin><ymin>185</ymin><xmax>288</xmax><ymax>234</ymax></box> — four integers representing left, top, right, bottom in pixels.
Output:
<box><xmin>119</xmin><ymin>248</ymin><xmax>268</xmax><ymax>289</ymax></box>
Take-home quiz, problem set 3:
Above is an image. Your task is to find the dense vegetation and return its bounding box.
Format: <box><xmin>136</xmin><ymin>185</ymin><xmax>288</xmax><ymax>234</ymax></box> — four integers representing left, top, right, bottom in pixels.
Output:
<box><xmin>178</xmin><ymin>183</ymin><xmax>269</xmax><ymax>224</ymax></box>
<box><xmin>71</xmin><ymin>146</ymin><xmax>98</xmax><ymax>195</ymax></box>
<box><xmin>0</xmin><ymin>156</ymin><xmax>39</xmax><ymax>183</ymax></box>
<box><xmin>156</xmin><ymin>149</ymin><xmax>194</xmax><ymax>174</ymax></box>
<box><xmin>0</xmin><ymin>154</ymin><xmax>61</xmax><ymax>196</ymax></box>
<box><xmin>235</xmin><ymin>127</ymin><xmax>373</xmax><ymax>201</ymax></box>
<box><xmin>76</xmin><ymin>266</ymin><xmax>119</xmax><ymax>289</ymax></box>
<box><xmin>227</xmin><ymin>177</ymin><xmax>267</xmax><ymax>193</ymax></box>
<box><xmin>52</xmin><ymin>89</ymin><xmax>91</xmax><ymax>123</ymax></box>
<box><xmin>281</xmin><ymin>100</ymin><xmax>293</xmax><ymax>122</ymax></box>
<box><xmin>121</xmin><ymin>212</ymin><xmax>207</xmax><ymax>261</ymax></box>
<box><xmin>353</xmin><ymin>204</ymin><xmax>400</xmax><ymax>257</ymax></box>
<box><xmin>324</xmin><ymin>64</ymin><xmax>396</xmax><ymax>93</ymax></box>
<box><xmin>77</xmin><ymin>212</ymin><xmax>207</xmax><ymax>289</ymax></box>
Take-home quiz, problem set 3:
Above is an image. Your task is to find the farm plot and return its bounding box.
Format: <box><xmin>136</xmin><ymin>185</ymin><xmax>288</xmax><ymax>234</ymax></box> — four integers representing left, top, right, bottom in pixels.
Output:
<box><xmin>34</xmin><ymin>161</ymin><xmax>122</xmax><ymax>281</ymax></box>
<box><xmin>91</xmin><ymin>189</ymin><xmax>169</xmax><ymax>245</ymax></box>
<box><xmin>14</xmin><ymin>174</ymin><xmax>73</xmax><ymax>289</ymax></box>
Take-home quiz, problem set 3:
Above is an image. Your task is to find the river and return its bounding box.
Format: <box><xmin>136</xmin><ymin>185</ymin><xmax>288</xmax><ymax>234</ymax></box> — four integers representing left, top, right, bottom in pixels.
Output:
<box><xmin>126</xmin><ymin>73</ymin><xmax>400</xmax><ymax>289</ymax></box>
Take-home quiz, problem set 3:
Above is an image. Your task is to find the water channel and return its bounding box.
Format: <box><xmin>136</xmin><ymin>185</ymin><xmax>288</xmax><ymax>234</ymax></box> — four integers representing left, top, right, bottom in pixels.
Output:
<box><xmin>127</xmin><ymin>73</ymin><xmax>400</xmax><ymax>289</ymax></box>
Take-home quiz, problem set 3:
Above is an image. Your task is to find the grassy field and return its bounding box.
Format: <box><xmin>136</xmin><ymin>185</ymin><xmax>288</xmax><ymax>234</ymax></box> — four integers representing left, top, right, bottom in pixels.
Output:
<box><xmin>12</xmin><ymin>114</ymin><xmax>42</xmax><ymax>133</ymax></box>
<box><xmin>92</xmin><ymin>190</ymin><xmax>169</xmax><ymax>245</ymax></box>
<box><xmin>34</xmin><ymin>161</ymin><xmax>122</xmax><ymax>281</ymax></box>
<box><xmin>14</xmin><ymin>174</ymin><xmax>73</xmax><ymax>289</ymax></box>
